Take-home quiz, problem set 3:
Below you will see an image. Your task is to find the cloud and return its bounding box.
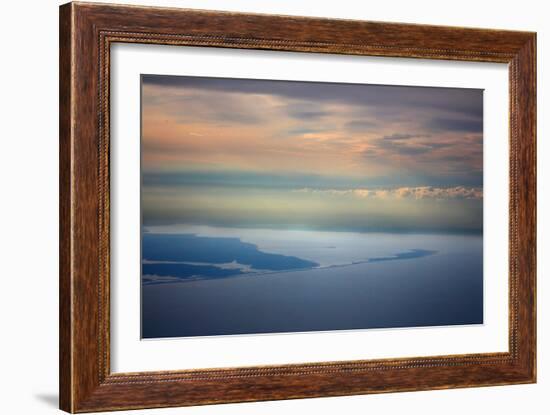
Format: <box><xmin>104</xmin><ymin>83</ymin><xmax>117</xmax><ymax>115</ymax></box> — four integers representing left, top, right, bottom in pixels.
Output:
<box><xmin>344</xmin><ymin>119</ymin><xmax>379</xmax><ymax>131</ymax></box>
<box><xmin>365</xmin><ymin>133</ymin><xmax>437</xmax><ymax>157</ymax></box>
<box><xmin>384</xmin><ymin>145</ymin><xmax>432</xmax><ymax>155</ymax></box>
<box><xmin>142</xmin><ymin>75</ymin><xmax>484</xmax><ymax>189</ymax></box>
<box><xmin>294</xmin><ymin>186</ymin><xmax>483</xmax><ymax>200</ymax></box>
<box><xmin>289</xmin><ymin>110</ymin><xmax>330</xmax><ymax>120</ymax></box>
<box><xmin>286</xmin><ymin>127</ymin><xmax>325</xmax><ymax>136</ymax></box>
<box><xmin>142</xmin><ymin>74</ymin><xmax>483</xmax><ymax>119</ymax></box>
<box><xmin>142</xmin><ymin>170</ymin><xmax>368</xmax><ymax>190</ymax></box>
<box><xmin>426</xmin><ymin>117</ymin><xmax>483</xmax><ymax>133</ymax></box>
<box><xmin>382</xmin><ymin>133</ymin><xmax>425</xmax><ymax>141</ymax></box>
<box><xmin>142</xmin><ymin>83</ymin><xmax>269</xmax><ymax>126</ymax></box>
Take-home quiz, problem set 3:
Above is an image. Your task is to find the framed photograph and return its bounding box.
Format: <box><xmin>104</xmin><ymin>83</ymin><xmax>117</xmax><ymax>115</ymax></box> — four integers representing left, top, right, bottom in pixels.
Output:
<box><xmin>59</xmin><ymin>2</ymin><xmax>536</xmax><ymax>412</ymax></box>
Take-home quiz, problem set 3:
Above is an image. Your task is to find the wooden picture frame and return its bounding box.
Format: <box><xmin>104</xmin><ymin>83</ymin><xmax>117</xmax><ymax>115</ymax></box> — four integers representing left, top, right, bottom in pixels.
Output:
<box><xmin>59</xmin><ymin>2</ymin><xmax>536</xmax><ymax>412</ymax></box>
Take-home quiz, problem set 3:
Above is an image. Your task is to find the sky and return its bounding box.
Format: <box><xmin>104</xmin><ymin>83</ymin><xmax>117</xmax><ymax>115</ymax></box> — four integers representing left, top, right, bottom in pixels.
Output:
<box><xmin>141</xmin><ymin>75</ymin><xmax>483</xmax><ymax>234</ymax></box>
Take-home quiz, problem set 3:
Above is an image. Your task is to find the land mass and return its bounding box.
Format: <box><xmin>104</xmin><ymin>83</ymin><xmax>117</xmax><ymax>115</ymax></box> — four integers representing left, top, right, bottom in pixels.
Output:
<box><xmin>142</xmin><ymin>233</ymin><xmax>319</xmax><ymax>283</ymax></box>
<box><xmin>142</xmin><ymin>234</ymin><xmax>439</xmax><ymax>285</ymax></box>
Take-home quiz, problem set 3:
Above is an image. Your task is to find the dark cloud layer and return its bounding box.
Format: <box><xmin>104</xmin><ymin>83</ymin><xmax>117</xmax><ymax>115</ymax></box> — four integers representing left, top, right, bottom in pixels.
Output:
<box><xmin>142</xmin><ymin>74</ymin><xmax>483</xmax><ymax>125</ymax></box>
<box><xmin>143</xmin><ymin>168</ymin><xmax>483</xmax><ymax>190</ymax></box>
<box><xmin>426</xmin><ymin>117</ymin><xmax>483</xmax><ymax>133</ymax></box>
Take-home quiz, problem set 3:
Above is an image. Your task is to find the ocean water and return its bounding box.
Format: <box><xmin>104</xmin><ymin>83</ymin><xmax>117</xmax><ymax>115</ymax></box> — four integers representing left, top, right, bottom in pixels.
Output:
<box><xmin>141</xmin><ymin>225</ymin><xmax>483</xmax><ymax>338</ymax></box>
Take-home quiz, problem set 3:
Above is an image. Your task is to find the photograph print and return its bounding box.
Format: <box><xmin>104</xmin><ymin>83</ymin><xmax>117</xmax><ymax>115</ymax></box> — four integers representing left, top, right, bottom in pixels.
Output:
<box><xmin>140</xmin><ymin>75</ymin><xmax>483</xmax><ymax>339</ymax></box>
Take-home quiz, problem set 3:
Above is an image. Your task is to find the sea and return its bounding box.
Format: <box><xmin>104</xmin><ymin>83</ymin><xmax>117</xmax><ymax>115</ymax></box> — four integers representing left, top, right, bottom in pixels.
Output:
<box><xmin>141</xmin><ymin>225</ymin><xmax>483</xmax><ymax>338</ymax></box>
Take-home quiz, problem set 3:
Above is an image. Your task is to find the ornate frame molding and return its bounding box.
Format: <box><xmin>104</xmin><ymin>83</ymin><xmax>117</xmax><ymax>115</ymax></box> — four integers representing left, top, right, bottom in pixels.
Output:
<box><xmin>60</xmin><ymin>2</ymin><xmax>536</xmax><ymax>412</ymax></box>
